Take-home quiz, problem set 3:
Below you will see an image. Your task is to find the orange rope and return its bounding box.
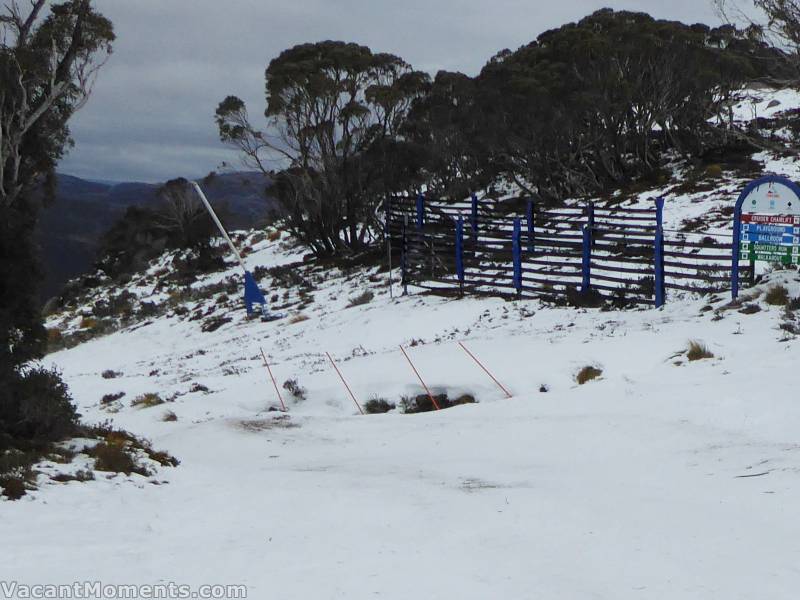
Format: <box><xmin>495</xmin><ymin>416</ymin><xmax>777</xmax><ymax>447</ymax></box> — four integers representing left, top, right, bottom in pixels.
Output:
<box><xmin>399</xmin><ymin>345</ymin><xmax>440</xmax><ymax>410</ymax></box>
<box><xmin>326</xmin><ymin>352</ymin><xmax>364</xmax><ymax>415</ymax></box>
<box><xmin>260</xmin><ymin>347</ymin><xmax>287</xmax><ymax>411</ymax></box>
<box><xmin>458</xmin><ymin>341</ymin><xmax>513</xmax><ymax>399</ymax></box>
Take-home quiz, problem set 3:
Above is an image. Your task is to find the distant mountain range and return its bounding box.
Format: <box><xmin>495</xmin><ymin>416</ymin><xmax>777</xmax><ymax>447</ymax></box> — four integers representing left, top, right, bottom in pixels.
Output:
<box><xmin>37</xmin><ymin>171</ymin><xmax>277</xmax><ymax>299</ymax></box>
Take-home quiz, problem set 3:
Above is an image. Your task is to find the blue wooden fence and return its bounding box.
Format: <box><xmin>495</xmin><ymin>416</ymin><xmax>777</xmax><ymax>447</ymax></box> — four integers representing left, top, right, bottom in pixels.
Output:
<box><xmin>388</xmin><ymin>195</ymin><xmax>749</xmax><ymax>307</ymax></box>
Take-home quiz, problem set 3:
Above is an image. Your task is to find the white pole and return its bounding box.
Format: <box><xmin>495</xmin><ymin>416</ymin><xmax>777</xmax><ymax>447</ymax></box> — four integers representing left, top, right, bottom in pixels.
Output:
<box><xmin>190</xmin><ymin>181</ymin><xmax>246</xmax><ymax>271</ymax></box>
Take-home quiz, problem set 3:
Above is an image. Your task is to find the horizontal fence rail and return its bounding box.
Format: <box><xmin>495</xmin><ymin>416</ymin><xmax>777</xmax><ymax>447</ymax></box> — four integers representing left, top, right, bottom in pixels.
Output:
<box><xmin>387</xmin><ymin>194</ymin><xmax>751</xmax><ymax>307</ymax></box>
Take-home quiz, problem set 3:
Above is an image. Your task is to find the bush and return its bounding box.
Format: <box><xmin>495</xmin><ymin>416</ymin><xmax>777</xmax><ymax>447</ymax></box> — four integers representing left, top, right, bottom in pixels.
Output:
<box><xmin>0</xmin><ymin>367</ymin><xmax>79</xmax><ymax>446</ymax></box>
<box><xmin>131</xmin><ymin>393</ymin><xmax>165</xmax><ymax>409</ymax></box>
<box><xmin>576</xmin><ymin>366</ymin><xmax>603</xmax><ymax>385</ymax></box>
<box><xmin>101</xmin><ymin>392</ymin><xmax>125</xmax><ymax>405</ymax></box>
<box><xmin>201</xmin><ymin>315</ymin><xmax>232</xmax><ymax>333</ymax></box>
<box><xmin>686</xmin><ymin>340</ymin><xmax>714</xmax><ymax>361</ymax></box>
<box><xmin>79</xmin><ymin>316</ymin><xmax>98</xmax><ymax>330</ymax></box>
<box><xmin>101</xmin><ymin>369</ymin><xmax>122</xmax><ymax>379</ymax></box>
<box><xmin>282</xmin><ymin>379</ymin><xmax>307</xmax><ymax>401</ymax></box>
<box><xmin>765</xmin><ymin>285</ymin><xmax>790</xmax><ymax>306</ymax></box>
<box><xmin>0</xmin><ymin>475</ymin><xmax>28</xmax><ymax>500</ymax></box>
<box><xmin>363</xmin><ymin>397</ymin><xmax>395</xmax><ymax>414</ymax></box>
<box><xmin>347</xmin><ymin>290</ymin><xmax>374</xmax><ymax>308</ymax></box>
<box><xmin>162</xmin><ymin>410</ymin><xmax>178</xmax><ymax>422</ymax></box>
<box><xmin>89</xmin><ymin>442</ymin><xmax>150</xmax><ymax>476</ymax></box>
<box><xmin>400</xmin><ymin>392</ymin><xmax>476</xmax><ymax>413</ymax></box>
<box><xmin>288</xmin><ymin>313</ymin><xmax>309</xmax><ymax>325</ymax></box>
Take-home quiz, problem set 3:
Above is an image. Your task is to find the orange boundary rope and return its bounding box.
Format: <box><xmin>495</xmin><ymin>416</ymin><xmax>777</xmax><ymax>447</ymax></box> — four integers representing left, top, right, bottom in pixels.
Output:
<box><xmin>260</xmin><ymin>347</ymin><xmax>287</xmax><ymax>411</ymax></box>
<box><xmin>399</xmin><ymin>345</ymin><xmax>441</xmax><ymax>410</ymax></box>
<box><xmin>326</xmin><ymin>352</ymin><xmax>364</xmax><ymax>415</ymax></box>
<box><xmin>458</xmin><ymin>341</ymin><xmax>513</xmax><ymax>399</ymax></box>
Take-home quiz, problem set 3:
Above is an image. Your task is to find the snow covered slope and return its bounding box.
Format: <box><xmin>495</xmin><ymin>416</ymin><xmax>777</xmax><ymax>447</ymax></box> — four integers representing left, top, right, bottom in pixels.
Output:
<box><xmin>4</xmin><ymin>235</ymin><xmax>800</xmax><ymax>598</ymax></box>
<box><xmin>4</xmin><ymin>89</ymin><xmax>800</xmax><ymax>598</ymax></box>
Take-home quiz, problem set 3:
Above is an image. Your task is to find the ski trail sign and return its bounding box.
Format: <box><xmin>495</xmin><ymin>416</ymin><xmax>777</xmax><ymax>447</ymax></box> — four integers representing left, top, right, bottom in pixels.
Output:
<box><xmin>732</xmin><ymin>175</ymin><xmax>800</xmax><ymax>299</ymax></box>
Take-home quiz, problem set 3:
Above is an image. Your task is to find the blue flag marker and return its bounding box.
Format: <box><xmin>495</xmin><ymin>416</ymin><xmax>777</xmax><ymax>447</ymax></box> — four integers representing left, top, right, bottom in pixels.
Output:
<box><xmin>191</xmin><ymin>182</ymin><xmax>274</xmax><ymax>319</ymax></box>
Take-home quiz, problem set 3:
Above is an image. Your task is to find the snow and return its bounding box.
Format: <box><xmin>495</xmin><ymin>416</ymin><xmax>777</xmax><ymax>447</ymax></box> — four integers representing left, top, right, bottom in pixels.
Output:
<box><xmin>5</xmin><ymin>94</ymin><xmax>800</xmax><ymax>598</ymax></box>
<box><xmin>5</xmin><ymin>244</ymin><xmax>800</xmax><ymax>597</ymax></box>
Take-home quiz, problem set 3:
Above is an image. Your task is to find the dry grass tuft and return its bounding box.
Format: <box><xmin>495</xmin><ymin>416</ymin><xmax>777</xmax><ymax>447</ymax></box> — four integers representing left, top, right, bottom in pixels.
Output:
<box><xmin>131</xmin><ymin>393</ymin><xmax>165</xmax><ymax>409</ymax></box>
<box><xmin>686</xmin><ymin>340</ymin><xmax>714</xmax><ymax>361</ymax></box>
<box><xmin>576</xmin><ymin>366</ymin><xmax>603</xmax><ymax>385</ymax></box>
<box><xmin>765</xmin><ymin>285</ymin><xmax>790</xmax><ymax>306</ymax></box>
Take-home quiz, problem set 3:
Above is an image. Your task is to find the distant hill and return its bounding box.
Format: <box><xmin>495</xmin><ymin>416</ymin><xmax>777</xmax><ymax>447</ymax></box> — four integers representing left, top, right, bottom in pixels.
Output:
<box><xmin>37</xmin><ymin>171</ymin><xmax>277</xmax><ymax>299</ymax></box>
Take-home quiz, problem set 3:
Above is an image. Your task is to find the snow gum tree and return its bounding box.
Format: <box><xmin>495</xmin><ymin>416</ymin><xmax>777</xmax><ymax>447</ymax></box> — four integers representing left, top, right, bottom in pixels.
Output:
<box><xmin>0</xmin><ymin>0</ymin><xmax>114</xmax><ymax>449</ymax></box>
<box><xmin>216</xmin><ymin>41</ymin><xmax>429</xmax><ymax>255</ymax></box>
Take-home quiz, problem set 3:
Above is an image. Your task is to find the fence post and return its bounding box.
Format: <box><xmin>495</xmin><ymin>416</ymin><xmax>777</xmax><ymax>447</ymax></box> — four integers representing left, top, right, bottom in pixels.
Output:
<box><xmin>401</xmin><ymin>214</ymin><xmax>408</xmax><ymax>295</ymax></box>
<box><xmin>587</xmin><ymin>201</ymin><xmax>595</xmax><ymax>230</ymax></box>
<box><xmin>526</xmin><ymin>199</ymin><xmax>535</xmax><ymax>253</ymax></box>
<box><xmin>581</xmin><ymin>224</ymin><xmax>592</xmax><ymax>294</ymax></box>
<box><xmin>513</xmin><ymin>218</ymin><xmax>522</xmax><ymax>295</ymax></box>
<box><xmin>471</xmin><ymin>193</ymin><xmax>478</xmax><ymax>238</ymax></box>
<box><xmin>416</xmin><ymin>193</ymin><xmax>425</xmax><ymax>230</ymax></box>
<box><xmin>654</xmin><ymin>226</ymin><xmax>665</xmax><ymax>308</ymax></box>
<box><xmin>655</xmin><ymin>196</ymin><xmax>664</xmax><ymax>230</ymax></box>
<box><xmin>456</xmin><ymin>215</ymin><xmax>464</xmax><ymax>294</ymax></box>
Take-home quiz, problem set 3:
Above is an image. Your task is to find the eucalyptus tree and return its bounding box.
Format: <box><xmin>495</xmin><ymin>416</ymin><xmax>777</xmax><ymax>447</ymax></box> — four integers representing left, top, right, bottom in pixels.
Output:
<box><xmin>216</xmin><ymin>41</ymin><xmax>429</xmax><ymax>255</ymax></box>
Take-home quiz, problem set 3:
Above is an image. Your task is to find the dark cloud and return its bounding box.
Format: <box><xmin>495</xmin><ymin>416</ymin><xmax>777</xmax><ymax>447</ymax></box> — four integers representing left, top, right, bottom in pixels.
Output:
<box><xmin>59</xmin><ymin>0</ymin><xmax>724</xmax><ymax>183</ymax></box>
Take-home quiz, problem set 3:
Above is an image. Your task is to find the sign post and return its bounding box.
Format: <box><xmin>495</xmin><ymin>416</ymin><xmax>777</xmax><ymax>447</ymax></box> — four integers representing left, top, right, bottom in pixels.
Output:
<box><xmin>731</xmin><ymin>175</ymin><xmax>800</xmax><ymax>299</ymax></box>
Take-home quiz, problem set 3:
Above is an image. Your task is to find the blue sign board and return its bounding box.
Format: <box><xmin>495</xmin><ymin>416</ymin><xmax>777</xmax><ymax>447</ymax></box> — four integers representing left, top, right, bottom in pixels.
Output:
<box><xmin>740</xmin><ymin>231</ymin><xmax>800</xmax><ymax>245</ymax></box>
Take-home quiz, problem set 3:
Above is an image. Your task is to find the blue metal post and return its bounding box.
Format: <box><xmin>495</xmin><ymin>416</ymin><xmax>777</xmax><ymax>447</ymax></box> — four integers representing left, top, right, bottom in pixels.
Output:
<box><xmin>455</xmin><ymin>216</ymin><xmax>464</xmax><ymax>287</ymax></box>
<box><xmin>581</xmin><ymin>225</ymin><xmax>592</xmax><ymax>294</ymax></box>
<box><xmin>655</xmin><ymin>196</ymin><xmax>664</xmax><ymax>230</ymax></box>
<box><xmin>732</xmin><ymin>206</ymin><xmax>741</xmax><ymax>300</ymax></box>
<box><xmin>654</xmin><ymin>226</ymin><xmax>665</xmax><ymax>308</ymax></box>
<box><xmin>512</xmin><ymin>218</ymin><xmax>522</xmax><ymax>294</ymax></box>
<box><xmin>416</xmin><ymin>193</ymin><xmax>424</xmax><ymax>230</ymax></box>
<box><xmin>401</xmin><ymin>215</ymin><xmax>408</xmax><ymax>295</ymax></box>
<box><xmin>526</xmin><ymin>199</ymin><xmax>535</xmax><ymax>253</ymax></box>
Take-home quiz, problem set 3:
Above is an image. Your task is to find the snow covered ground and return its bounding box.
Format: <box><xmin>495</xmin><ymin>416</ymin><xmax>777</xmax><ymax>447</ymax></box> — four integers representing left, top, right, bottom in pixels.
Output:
<box><xmin>5</xmin><ymin>91</ymin><xmax>800</xmax><ymax>597</ymax></box>
<box><xmin>3</xmin><ymin>227</ymin><xmax>800</xmax><ymax>597</ymax></box>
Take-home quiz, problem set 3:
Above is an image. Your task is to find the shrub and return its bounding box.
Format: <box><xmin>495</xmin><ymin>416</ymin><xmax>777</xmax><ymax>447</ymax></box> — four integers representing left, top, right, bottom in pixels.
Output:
<box><xmin>539</xmin><ymin>384</ymin><xmax>549</xmax><ymax>393</ymax></box>
<box><xmin>138</xmin><ymin>301</ymin><xmax>159</xmax><ymax>317</ymax></box>
<box><xmin>288</xmin><ymin>313</ymin><xmax>309</xmax><ymax>325</ymax></box>
<box><xmin>79</xmin><ymin>316</ymin><xmax>98</xmax><ymax>330</ymax></box>
<box><xmin>347</xmin><ymin>290</ymin><xmax>374</xmax><ymax>308</ymax></box>
<box><xmin>101</xmin><ymin>392</ymin><xmax>125</xmax><ymax>405</ymax></box>
<box><xmin>131</xmin><ymin>393</ymin><xmax>165</xmax><ymax>409</ymax></box>
<box><xmin>189</xmin><ymin>383</ymin><xmax>209</xmax><ymax>394</ymax></box>
<box><xmin>282</xmin><ymin>379</ymin><xmax>307</xmax><ymax>401</ymax></box>
<box><xmin>267</xmin><ymin>229</ymin><xmax>281</xmax><ymax>242</ymax></box>
<box><xmin>101</xmin><ymin>369</ymin><xmax>122</xmax><ymax>379</ymax></box>
<box><xmin>765</xmin><ymin>285</ymin><xmax>790</xmax><ymax>306</ymax></box>
<box><xmin>46</xmin><ymin>327</ymin><xmax>63</xmax><ymax>346</ymax></box>
<box><xmin>401</xmin><ymin>392</ymin><xmax>476</xmax><ymax>413</ymax></box>
<box><xmin>363</xmin><ymin>397</ymin><xmax>395</xmax><ymax>414</ymax></box>
<box><xmin>89</xmin><ymin>442</ymin><xmax>150</xmax><ymax>476</ymax></box>
<box><xmin>162</xmin><ymin>411</ymin><xmax>178</xmax><ymax>422</ymax></box>
<box><xmin>686</xmin><ymin>340</ymin><xmax>714</xmax><ymax>361</ymax></box>
<box><xmin>201</xmin><ymin>315</ymin><xmax>232</xmax><ymax>333</ymax></box>
<box><xmin>705</xmin><ymin>164</ymin><xmax>723</xmax><ymax>178</ymax></box>
<box><xmin>51</xmin><ymin>470</ymin><xmax>94</xmax><ymax>483</ymax></box>
<box><xmin>566</xmin><ymin>286</ymin><xmax>605</xmax><ymax>309</ymax></box>
<box><xmin>1</xmin><ymin>367</ymin><xmax>80</xmax><ymax>444</ymax></box>
<box><xmin>576</xmin><ymin>366</ymin><xmax>603</xmax><ymax>385</ymax></box>
<box><xmin>788</xmin><ymin>296</ymin><xmax>800</xmax><ymax>312</ymax></box>
<box><xmin>0</xmin><ymin>475</ymin><xmax>27</xmax><ymax>500</ymax></box>
<box><xmin>738</xmin><ymin>304</ymin><xmax>761</xmax><ymax>314</ymax></box>
<box><xmin>86</xmin><ymin>425</ymin><xmax>179</xmax><ymax>471</ymax></box>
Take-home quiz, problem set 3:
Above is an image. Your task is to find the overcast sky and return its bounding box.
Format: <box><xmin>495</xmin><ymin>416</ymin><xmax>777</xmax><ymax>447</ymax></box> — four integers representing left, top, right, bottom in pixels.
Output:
<box><xmin>59</xmin><ymin>0</ymin><xmax>728</xmax><ymax>183</ymax></box>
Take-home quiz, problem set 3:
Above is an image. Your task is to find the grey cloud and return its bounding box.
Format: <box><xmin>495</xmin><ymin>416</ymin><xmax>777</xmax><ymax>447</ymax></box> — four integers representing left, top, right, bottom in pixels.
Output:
<box><xmin>59</xmin><ymin>0</ymin><xmax>724</xmax><ymax>183</ymax></box>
